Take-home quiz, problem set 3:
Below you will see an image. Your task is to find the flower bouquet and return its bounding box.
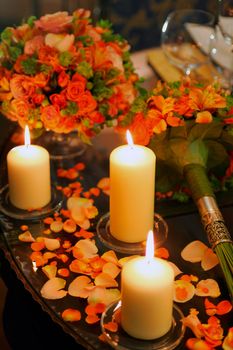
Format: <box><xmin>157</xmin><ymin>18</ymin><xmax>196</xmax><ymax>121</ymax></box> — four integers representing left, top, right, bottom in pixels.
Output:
<box><xmin>0</xmin><ymin>9</ymin><xmax>141</xmax><ymax>143</ymax></box>
<box><xmin>119</xmin><ymin>79</ymin><xmax>233</xmax><ymax>299</ymax></box>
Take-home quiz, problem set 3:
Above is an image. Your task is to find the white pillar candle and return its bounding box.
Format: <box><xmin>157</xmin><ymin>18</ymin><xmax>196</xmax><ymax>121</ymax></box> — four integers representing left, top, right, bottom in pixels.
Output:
<box><xmin>110</xmin><ymin>131</ymin><xmax>156</xmax><ymax>243</ymax></box>
<box><xmin>121</xmin><ymin>231</ymin><xmax>174</xmax><ymax>340</ymax></box>
<box><xmin>7</xmin><ymin>126</ymin><xmax>51</xmax><ymax>210</ymax></box>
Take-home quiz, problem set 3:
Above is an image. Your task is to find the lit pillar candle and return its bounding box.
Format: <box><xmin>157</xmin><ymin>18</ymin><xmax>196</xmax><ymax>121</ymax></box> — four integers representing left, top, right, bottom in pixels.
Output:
<box><xmin>7</xmin><ymin>126</ymin><xmax>51</xmax><ymax>210</ymax></box>
<box><xmin>121</xmin><ymin>231</ymin><xmax>174</xmax><ymax>340</ymax></box>
<box><xmin>110</xmin><ymin>131</ymin><xmax>156</xmax><ymax>243</ymax></box>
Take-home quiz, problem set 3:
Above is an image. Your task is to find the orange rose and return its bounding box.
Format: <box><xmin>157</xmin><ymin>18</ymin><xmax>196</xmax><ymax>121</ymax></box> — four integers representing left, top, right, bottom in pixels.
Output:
<box><xmin>35</xmin><ymin>11</ymin><xmax>72</xmax><ymax>33</ymax></box>
<box><xmin>11</xmin><ymin>99</ymin><xmax>29</xmax><ymax>121</ymax></box>
<box><xmin>58</xmin><ymin>71</ymin><xmax>70</xmax><ymax>88</ymax></box>
<box><xmin>66</xmin><ymin>81</ymin><xmax>86</xmax><ymax>101</ymax></box>
<box><xmin>50</xmin><ymin>93</ymin><xmax>66</xmax><ymax>108</ymax></box>
<box><xmin>129</xmin><ymin>113</ymin><xmax>151</xmax><ymax>146</ymax></box>
<box><xmin>77</xmin><ymin>91</ymin><xmax>97</xmax><ymax>113</ymax></box>
<box><xmin>10</xmin><ymin>75</ymin><xmax>35</xmax><ymax>99</ymax></box>
<box><xmin>40</xmin><ymin>105</ymin><xmax>61</xmax><ymax>130</ymax></box>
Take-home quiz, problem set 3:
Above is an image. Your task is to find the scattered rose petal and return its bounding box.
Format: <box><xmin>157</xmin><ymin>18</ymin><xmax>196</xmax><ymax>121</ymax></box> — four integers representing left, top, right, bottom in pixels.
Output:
<box><xmin>223</xmin><ymin>327</ymin><xmax>233</xmax><ymax>350</ymax></box>
<box><xmin>18</xmin><ymin>230</ymin><xmax>35</xmax><ymax>242</ymax></box>
<box><xmin>85</xmin><ymin>314</ymin><xmax>100</xmax><ymax>324</ymax></box>
<box><xmin>181</xmin><ymin>240</ymin><xmax>208</xmax><ymax>263</ymax></box>
<box><xmin>62</xmin><ymin>308</ymin><xmax>81</xmax><ymax>322</ymax></box>
<box><xmin>74</xmin><ymin>239</ymin><xmax>98</xmax><ymax>259</ymax></box>
<box><xmin>155</xmin><ymin>247</ymin><xmax>169</xmax><ymax>259</ymax></box>
<box><xmin>97</xmin><ymin>177</ymin><xmax>110</xmax><ymax>195</ymax></box>
<box><xmin>50</xmin><ymin>220</ymin><xmax>63</xmax><ymax>233</ymax></box>
<box><xmin>63</xmin><ymin>219</ymin><xmax>77</xmax><ymax>233</ymax></box>
<box><xmin>68</xmin><ymin>276</ymin><xmax>93</xmax><ymax>298</ymax></box>
<box><xmin>201</xmin><ymin>248</ymin><xmax>219</xmax><ymax>271</ymax></box>
<box><xmin>40</xmin><ymin>277</ymin><xmax>67</xmax><ymax>299</ymax></box>
<box><xmin>58</xmin><ymin>268</ymin><xmax>70</xmax><ymax>278</ymax></box>
<box><xmin>195</xmin><ymin>279</ymin><xmax>220</xmax><ymax>298</ymax></box>
<box><xmin>44</xmin><ymin>237</ymin><xmax>60</xmax><ymax>251</ymax></box>
<box><xmin>31</xmin><ymin>241</ymin><xmax>45</xmax><ymax>251</ymax></box>
<box><xmin>186</xmin><ymin>338</ymin><xmax>212</xmax><ymax>350</ymax></box>
<box><xmin>103</xmin><ymin>321</ymin><xmax>118</xmax><ymax>332</ymax></box>
<box><xmin>174</xmin><ymin>280</ymin><xmax>195</xmax><ymax>302</ymax></box>
<box><xmin>101</xmin><ymin>250</ymin><xmax>119</xmax><ymax>265</ymax></box>
<box><xmin>94</xmin><ymin>272</ymin><xmax>118</xmax><ymax>288</ymax></box>
<box><xmin>182</xmin><ymin>309</ymin><xmax>204</xmax><ymax>338</ymax></box>
<box><xmin>42</xmin><ymin>264</ymin><xmax>57</xmax><ymax>279</ymax></box>
<box><xmin>87</xmin><ymin>287</ymin><xmax>120</xmax><ymax>306</ymax></box>
<box><xmin>102</xmin><ymin>262</ymin><xmax>121</xmax><ymax>279</ymax></box>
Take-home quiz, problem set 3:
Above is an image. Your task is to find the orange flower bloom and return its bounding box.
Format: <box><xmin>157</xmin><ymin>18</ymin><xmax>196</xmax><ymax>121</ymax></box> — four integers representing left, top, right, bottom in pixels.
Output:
<box><xmin>129</xmin><ymin>112</ymin><xmax>151</xmax><ymax>145</ymax></box>
<box><xmin>40</xmin><ymin>105</ymin><xmax>61</xmax><ymax>130</ymax></box>
<box><xmin>66</xmin><ymin>80</ymin><xmax>86</xmax><ymax>101</ymax></box>
<box><xmin>196</xmin><ymin>111</ymin><xmax>213</xmax><ymax>124</ymax></box>
<box><xmin>10</xmin><ymin>75</ymin><xmax>35</xmax><ymax>99</ymax></box>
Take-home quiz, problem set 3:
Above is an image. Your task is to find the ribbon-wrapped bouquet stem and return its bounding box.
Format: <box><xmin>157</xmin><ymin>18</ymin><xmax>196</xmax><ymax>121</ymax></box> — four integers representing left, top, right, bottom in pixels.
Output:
<box><xmin>120</xmin><ymin>79</ymin><xmax>233</xmax><ymax>300</ymax></box>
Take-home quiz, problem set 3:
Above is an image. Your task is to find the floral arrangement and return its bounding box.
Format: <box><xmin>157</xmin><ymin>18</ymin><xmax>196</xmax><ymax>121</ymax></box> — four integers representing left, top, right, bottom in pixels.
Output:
<box><xmin>119</xmin><ymin>79</ymin><xmax>233</xmax><ymax>201</ymax></box>
<box><xmin>119</xmin><ymin>78</ymin><xmax>233</xmax><ymax>300</ymax></box>
<box><xmin>0</xmin><ymin>9</ymin><xmax>141</xmax><ymax>141</ymax></box>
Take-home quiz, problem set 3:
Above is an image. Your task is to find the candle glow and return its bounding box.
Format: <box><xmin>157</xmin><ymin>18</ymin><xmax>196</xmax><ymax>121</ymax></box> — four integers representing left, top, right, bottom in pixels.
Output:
<box><xmin>24</xmin><ymin>125</ymin><xmax>31</xmax><ymax>147</ymax></box>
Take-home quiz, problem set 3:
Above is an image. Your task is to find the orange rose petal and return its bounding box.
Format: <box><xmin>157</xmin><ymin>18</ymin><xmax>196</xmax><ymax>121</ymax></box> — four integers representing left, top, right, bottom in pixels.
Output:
<box><xmin>58</xmin><ymin>268</ymin><xmax>70</xmax><ymax>278</ymax></box>
<box><xmin>94</xmin><ymin>272</ymin><xmax>118</xmax><ymax>288</ymax></box>
<box><xmin>62</xmin><ymin>240</ymin><xmax>72</xmax><ymax>249</ymax></box>
<box><xmin>102</xmin><ymin>262</ymin><xmax>121</xmax><ymax>279</ymax></box>
<box><xmin>40</xmin><ymin>277</ymin><xmax>67</xmax><ymax>300</ymax></box>
<box><xmin>20</xmin><ymin>225</ymin><xmax>29</xmax><ymax>231</ymax></box>
<box><xmin>174</xmin><ymin>280</ymin><xmax>195</xmax><ymax>303</ymax></box>
<box><xmin>42</xmin><ymin>264</ymin><xmax>57</xmax><ymax>279</ymax></box>
<box><xmin>43</xmin><ymin>229</ymin><xmax>52</xmax><ymax>235</ymax></box>
<box><xmin>104</xmin><ymin>321</ymin><xmax>118</xmax><ymax>332</ymax></box>
<box><xmin>50</xmin><ymin>220</ymin><xmax>63</xmax><ymax>233</ymax></box>
<box><xmin>168</xmin><ymin>261</ymin><xmax>183</xmax><ymax>278</ymax></box>
<box><xmin>68</xmin><ymin>275</ymin><xmax>93</xmax><ymax>298</ymax></box>
<box><xmin>186</xmin><ymin>338</ymin><xmax>212</xmax><ymax>350</ymax></box>
<box><xmin>85</xmin><ymin>314</ymin><xmax>100</xmax><ymax>324</ymax></box>
<box><xmin>62</xmin><ymin>308</ymin><xmax>81</xmax><ymax>322</ymax></box>
<box><xmin>204</xmin><ymin>298</ymin><xmax>217</xmax><ymax>316</ymax></box>
<box><xmin>31</xmin><ymin>241</ymin><xmax>45</xmax><ymax>251</ymax></box>
<box><xmin>181</xmin><ymin>240</ymin><xmax>208</xmax><ymax>263</ymax></box>
<box><xmin>60</xmin><ymin>209</ymin><xmax>71</xmax><ymax>218</ymax></box>
<box><xmin>155</xmin><ymin>247</ymin><xmax>169</xmax><ymax>259</ymax></box>
<box><xmin>98</xmin><ymin>333</ymin><xmax>108</xmax><ymax>343</ymax></box>
<box><xmin>90</xmin><ymin>187</ymin><xmax>100</xmax><ymax>197</ymax></box>
<box><xmin>57</xmin><ymin>253</ymin><xmax>69</xmax><ymax>263</ymax></box>
<box><xmin>195</xmin><ymin>279</ymin><xmax>221</xmax><ymax>298</ymax></box>
<box><xmin>201</xmin><ymin>248</ymin><xmax>219</xmax><ymax>271</ymax></box>
<box><xmin>223</xmin><ymin>327</ymin><xmax>233</xmax><ymax>350</ymax></box>
<box><xmin>216</xmin><ymin>300</ymin><xmax>232</xmax><ymax>315</ymax></box>
<box><xmin>74</xmin><ymin>239</ymin><xmax>98</xmax><ymax>259</ymax></box>
<box><xmin>74</xmin><ymin>229</ymin><xmax>94</xmax><ymax>239</ymax></box>
<box><xmin>18</xmin><ymin>230</ymin><xmax>35</xmax><ymax>242</ymax></box>
<box><xmin>43</xmin><ymin>252</ymin><xmax>57</xmax><ymax>260</ymax></box>
<box><xmin>63</xmin><ymin>219</ymin><xmax>77</xmax><ymax>233</ymax></box>
<box><xmin>89</xmin><ymin>257</ymin><xmax>106</xmax><ymax>272</ymax></box>
<box><xmin>94</xmin><ymin>303</ymin><xmax>106</xmax><ymax>314</ymax></box>
<box><xmin>44</xmin><ymin>237</ymin><xmax>60</xmax><ymax>251</ymax></box>
<box><xmin>74</xmin><ymin>162</ymin><xmax>85</xmax><ymax>171</ymax></box>
<box><xmin>43</xmin><ymin>217</ymin><xmax>54</xmax><ymax>225</ymax></box>
<box><xmin>118</xmin><ymin>255</ymin><xmax>140</xmax><ymax>267</ymax></box>
<box><xmin>85</xmin><ymin>304</ymin><xmax>97</xmax><ymax>315</ymax></box>
<box><xmin>101</xmin><ymin>250</ymin><xmax>119</xmax><ymax>265</ymax></box>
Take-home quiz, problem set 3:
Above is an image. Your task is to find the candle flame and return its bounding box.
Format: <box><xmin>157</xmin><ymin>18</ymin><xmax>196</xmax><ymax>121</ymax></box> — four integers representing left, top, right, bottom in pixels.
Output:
<box><xmin>126</xmin><ymin>130</ymin><xmax>134</xmax><ymax>147</ymax></box>
<box><xmin>145</xmin><ymin>230</ymin><xmax>154</xmax><ymax>263</ymax></box>
<box><xmin>24</xmin><ymin>125</ymin><xmax>31</xmax><ymax>147</ymax></box>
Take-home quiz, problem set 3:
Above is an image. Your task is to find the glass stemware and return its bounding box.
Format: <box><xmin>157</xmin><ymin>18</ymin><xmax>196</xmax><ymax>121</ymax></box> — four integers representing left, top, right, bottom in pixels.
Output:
<box><xmin>218</xmin><ymin>0</ymin><xmax>233</xmax><ymax>45</ymax></box>
<box><xmin>161</xmin><ymin>9</ymin><xmax>215</xmax><ymax>77</ymax></box>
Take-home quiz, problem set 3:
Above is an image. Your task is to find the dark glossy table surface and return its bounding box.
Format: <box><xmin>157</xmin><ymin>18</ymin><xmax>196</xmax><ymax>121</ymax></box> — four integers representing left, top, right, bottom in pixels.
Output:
<box><xmin>0</xmin><ymin>116</ymin><xmax>232</xmax><ymax>350</ymax></box>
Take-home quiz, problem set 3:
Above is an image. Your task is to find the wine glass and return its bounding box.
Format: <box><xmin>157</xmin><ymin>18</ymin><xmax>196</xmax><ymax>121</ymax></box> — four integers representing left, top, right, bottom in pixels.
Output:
<box><xmin>161</xmin><ymin>9</ymin><xmax>215</xmax><ymax>76</ymax></box>
<box><xmin>209</xmin><ymin>25</ymin><xmax>233</xmax><ymax>88</ymax></box>
<box><xmin>218</xmin><ymin>0</ymin><xmax>233</xmax><ymax>45</ymax></box>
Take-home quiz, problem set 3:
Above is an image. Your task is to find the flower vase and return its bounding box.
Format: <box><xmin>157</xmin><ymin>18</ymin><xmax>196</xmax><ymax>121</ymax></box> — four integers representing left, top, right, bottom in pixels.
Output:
<box><xmin>35</xmin><ymin>131</ymin><xmax>87</xmax><ymax>161</ymax></box>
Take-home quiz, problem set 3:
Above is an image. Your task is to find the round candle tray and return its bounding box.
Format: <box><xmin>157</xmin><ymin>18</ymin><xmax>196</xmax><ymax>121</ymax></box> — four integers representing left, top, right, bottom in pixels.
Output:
<box><xmin>96</xmin><ymin>212</ymin><xmax>168</xmax><ymax>254</ymax></box>
<box><xmin>101</xmin><ymin>300</ymin><xmax>185</xmax><ymax>350</ymax></box>
<box><xmin>0</xmin><ymin>184</ymin><xmax>64</xmax><ymax>221</ymax></box>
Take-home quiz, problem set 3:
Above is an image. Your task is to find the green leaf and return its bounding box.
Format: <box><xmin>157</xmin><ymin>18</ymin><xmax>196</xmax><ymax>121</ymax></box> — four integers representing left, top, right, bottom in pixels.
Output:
<box><xmin>97</xmin><ymin>19</ymin><xmax>112</xmax><ymax>29</ymax></box>
<box><xmin>76</xmin><ymin>61</ymin><xmax>93</xmax><ymax>79</ymax></box>
<box><xmin>61</xmin><ymin>101</ymin><xmax>78</xmax><ymax>116</ymax></box>
<box><xmin>27</xmin><ymin>16</ymin><xmax>37</xmax><ymax>28</ymax></box>
<box><xmin>155</xmin><ymin>161</ymin><xmax>182</xmax><ymax>192</ymax></box>
<box><xmin>1</xmin><ymin>28</ymin><xmax>12</xmax><ymax>44</ymax></box>
<box><xmin>172</xmin><ymin>191</ymin><xmax>189</xmax><ymax>203</ymax></box>
<box><xmin>184</xmin><ymin>139</ymin><xmax>208</xmax><ymax>167</ymax></box>
<box><xmin>205</xmin><ymin>140</ymin><xmax>229</xmax><ymax>170</ymax></box>
<box><xmin>9</xmin><ymin>46</ymin><xmax>22</xmax><ymax>60</ymax></box>
<box><xmin>21</xmin><ymin>57</ymin><xmax>37</xmax><ymax>75</ymax></box>
<box><xmin>59</xmin><ymin>52</ymin><xmax>72</xmax><ymax>67</ymax></box>
<box><xmin>188</xmin><ymin>121</ymin><xmax>223</xmax><ymax>142</ymax></box>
